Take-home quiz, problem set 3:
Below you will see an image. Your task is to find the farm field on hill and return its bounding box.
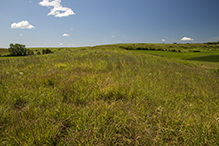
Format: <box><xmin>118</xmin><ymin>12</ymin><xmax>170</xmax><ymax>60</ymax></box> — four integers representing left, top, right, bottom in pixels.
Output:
<box><xmin>126</xmin><ymin>43</ymin><xmax>219</xmax><ymax>69</ymax></box>
<box><xmin>131</xmin><ymin>50</ymin><xmax>219</xmax><ymax>60</ymax></box>
<box><xmin>132</xmin><ymin>50</ymin><xmax>219</xmax><ymax>68</ymax></box>
<box><xmin>0</xmin><ymin>45</ymin><xmax>219</xmax><ymax>145</ymax></box>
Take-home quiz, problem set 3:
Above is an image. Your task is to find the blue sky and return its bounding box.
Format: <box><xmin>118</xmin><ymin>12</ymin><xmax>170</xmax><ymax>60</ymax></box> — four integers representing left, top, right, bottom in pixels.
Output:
<box><xmin>0</xmin><ymin>0</ymin><xmax>219</xmax><ymax>48</ymax></box>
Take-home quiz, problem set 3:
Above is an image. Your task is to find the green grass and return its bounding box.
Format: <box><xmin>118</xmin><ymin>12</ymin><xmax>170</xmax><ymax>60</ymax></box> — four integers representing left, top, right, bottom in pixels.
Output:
<box><xmin>131</xmin><ymin>50</ymin><xmax>219</xmax><ymax>59</ymax></box>
<box><xmin>131</xmin><ymin>50</ymin><xmax>219</xmax><ymax>69</ymax></box>
<box><xmin>119</xmin><ymin>43</ymin><xmax>219</xmax><ymax>52</ymax></box>
<box><xmin>186</xmin><ymin>55</ymin><xmax>219</xmax><ymax>62</ymax></box>
<box><xmin>0</xmin><ymin>45</ymin><xmax>219</xmax><ymax>145</ymax></box>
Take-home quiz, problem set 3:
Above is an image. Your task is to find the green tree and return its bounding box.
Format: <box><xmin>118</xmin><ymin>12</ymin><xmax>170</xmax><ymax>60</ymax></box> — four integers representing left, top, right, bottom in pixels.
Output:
<box><xmin>8</xmin><ymin>43</ymin><xmax>27</xmax><ymax>56</ymax></box>
<box><xmin>26</xmin><ymin>49</ymin><xmax>34</xmax><ymax>55</ymax></box>
<box><xmin>42</xmin><ymin>48</ymin><xmax>53</xmax><ymax>54</ymax></box>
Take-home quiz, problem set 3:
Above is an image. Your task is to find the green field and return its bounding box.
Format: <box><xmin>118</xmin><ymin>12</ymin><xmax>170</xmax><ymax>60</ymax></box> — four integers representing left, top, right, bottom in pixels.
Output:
<box><xmin>0</xmin><ymin>44</ymin><xmax>219</xmax><ymax>145</ymax></box>
<box><xmin>131</xmin><ymin>49</ymin><xmax>219</xmax><ymax>69</ymax></box>
<box><xmin>131</xmin><ymin>50</ymin><xmax>219</xmax><ymax>59</ymax></box>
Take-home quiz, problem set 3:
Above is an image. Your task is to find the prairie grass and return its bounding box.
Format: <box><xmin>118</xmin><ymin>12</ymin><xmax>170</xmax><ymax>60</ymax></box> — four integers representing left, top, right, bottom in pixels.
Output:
<box><xmin>0</xmin><ymin>46</ymin><xmax>219</xmax><ymax>145</ymax></box>
<box><xmin>131</xmin><ymin>50</ymin><xmax>219</xmax><ymax>59</ymax></box>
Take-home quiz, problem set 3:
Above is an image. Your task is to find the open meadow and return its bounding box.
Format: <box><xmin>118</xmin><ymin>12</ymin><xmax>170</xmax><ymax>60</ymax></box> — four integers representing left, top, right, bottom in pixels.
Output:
<box><xmin>0</xmin><ymin>44</ymin><xmax>219</xmax><ymax>145</ymax></box>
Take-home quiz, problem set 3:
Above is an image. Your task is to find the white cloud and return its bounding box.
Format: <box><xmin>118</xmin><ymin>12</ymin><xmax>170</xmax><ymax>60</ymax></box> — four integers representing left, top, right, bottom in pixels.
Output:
<box><xmin>71</xmin><ymin>28</ymin><xmax>73</xmax><ymax>30</ymax></box>
<box><xmin>11</xmin><ymin>21</ymin><xmax>35</xmax><ymax>29</ymax></box>
<box><xmin>39</xmin><ymin>0</ymin><xmax>75</xmax><ymax>17</ymax></box>
<box><xmin>181</xmin><ymin>37</ymin><xmax>194</xmax><ymax>41</ymax></box>
<box><xmin>60</xmin><ymin>43</ymin><xmax>63</xmax><ymax>45</ymax></box>
<box><xmin>63</xmin><ymin>33</ymin><xmax>69</xmax><ymax>36</ymax></box>
<box><xmin>162</xmin><ymin>39</ymin><xmax>165</xmax><ymax>41</ymax></box>
<box><xmin>20</xmin><ymin>34</ymin><xmax>23</xmax><ymax>36</ymax></box>
<box><xmin>112</xmin><ymin>36</ymin><xmax>115</xmax><ymax>38</ymax></box>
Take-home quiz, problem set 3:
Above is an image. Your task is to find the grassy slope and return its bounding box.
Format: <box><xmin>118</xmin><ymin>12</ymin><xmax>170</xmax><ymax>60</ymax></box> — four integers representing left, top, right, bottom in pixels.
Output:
<box><xmin>118</xmin><ymin>43</ymin><xmax>219</xmax><ymax>69</ymax></box>
<box><xmin>0</xmin><ymin>46</ymin><xmax>219</xmax><ymax>145</ymax></box>
<box><xmin>131</xmin><ymin>50</ymin><xmax>219</xmax><ymax>69</ymax></box>
<box><xmin>131</xmin><ymin>50</ymin><xmax>219</xmax><ymax>59</ymax></box>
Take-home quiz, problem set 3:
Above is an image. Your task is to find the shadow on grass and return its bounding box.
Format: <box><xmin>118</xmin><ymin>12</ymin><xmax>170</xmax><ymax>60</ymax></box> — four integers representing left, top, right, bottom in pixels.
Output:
<box><xmin>185</xmin><ymin>55</ymin><xmax>219</xmax><ymax>62</ymax></box>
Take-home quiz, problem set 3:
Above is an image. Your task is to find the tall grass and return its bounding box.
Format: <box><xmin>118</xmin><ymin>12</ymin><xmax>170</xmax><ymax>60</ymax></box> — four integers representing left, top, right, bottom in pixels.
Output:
<box><xmin>0</xmin><ymin>47</ymin><xmax>219</xmax><ymax>145</ymax></box>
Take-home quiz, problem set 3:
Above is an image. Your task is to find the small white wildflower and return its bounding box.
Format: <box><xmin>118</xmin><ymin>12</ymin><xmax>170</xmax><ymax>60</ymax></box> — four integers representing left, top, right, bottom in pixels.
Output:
<box><xmin>19</xmin><ymin>72</ymin><xmax>23</xmax><ymax>75</ymax></box>
<box><xmin>157</xmin><ymin>106</ymin><xmax>163</xmax><ymax>111</ymax></box>
<box><xmin>216</xmin><ymin>118</ymin><xmax>219</xmax><ymax>122</ymax></box>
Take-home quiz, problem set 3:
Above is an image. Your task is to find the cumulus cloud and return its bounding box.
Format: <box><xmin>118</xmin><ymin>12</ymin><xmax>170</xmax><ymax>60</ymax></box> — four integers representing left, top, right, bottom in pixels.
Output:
<box><xmin>60</xmin><ymin>43</ymin><xmax>63</xmax><ymax>45</ymax></box>
<box><xmin>111</xmin><ymin>36</ymin><xmax>115</xmax><ymax>38</ymax></box>
<box><xmin>63</xmin><ymin>33</ymin><xmax>69</xmax><ymax>36</ymax></box>
<box><xmin>11</xmin><ymin>21</ymin><xmax>35</xmax><ymax>29</ymax></box>
<box><xmin>20</xmin><ymin>34</ymin><xmax>23</xmax><ymax>36</ymax></box>
<box><xmin>39</xmin><ymin>0</ymin><xmax>75</xmax><ymax>17</ymax></box>
<box><xmin>181</xmin><ymin>37</ymin><xmax>194</xmax><ymax>41</ymax></box>
<box><xmin>162</xmin><ymin>39</ymin><xmax>165</xmax><ymax>41</ymax></box>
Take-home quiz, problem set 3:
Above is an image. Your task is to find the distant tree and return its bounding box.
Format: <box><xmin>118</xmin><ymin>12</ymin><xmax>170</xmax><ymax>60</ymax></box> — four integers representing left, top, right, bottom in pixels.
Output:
<box><xmin>42</xmin><ymin>48</ymin><xmax>53</xmax><ymax>54</ymax></box>
<box><xmin>205</xmin><ymin>41</ymin><xmax>219</xmax><ymax>45</ymax></box>
<box><xmin>27</xmin><ymin>49</ymin><xmax>34</xmax><ymax>55</ymax></box>
<box><xmin>8</xmin><ymin>43</ymin><xmax>27</xmax><ymax>56</ymax></box>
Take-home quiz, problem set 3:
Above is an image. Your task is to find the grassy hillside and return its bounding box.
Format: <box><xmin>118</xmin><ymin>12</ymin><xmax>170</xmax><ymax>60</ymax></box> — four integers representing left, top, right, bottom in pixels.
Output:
<box><xmin>119</xmin><ymin>43</ymin><xmax>219</xmax><ymax>52</ymax></box>
<box><xmin>131</xmin><ymin>50</ymin><xmax>219</xmax><ymax>69</ymax></box>
<box><xmin>0</xmin><ymin>46</ymin><xmax>219</xmax><ymax>145</ymax></box>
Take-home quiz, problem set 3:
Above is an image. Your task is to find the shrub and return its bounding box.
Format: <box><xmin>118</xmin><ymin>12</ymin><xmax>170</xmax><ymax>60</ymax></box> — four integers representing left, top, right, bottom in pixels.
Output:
<box><xmin>188</xmin><ymin>50</ymin><xmax>201</xmax><ymax>52</ymax></box>
<box><xmin>27</xmin><ymin>49</ymin><xmax>34</xmax><ymax>55</ymax></box>
<box><xmin>192</xmin><ymin>50</ymin><xmax>201</xmax><ymax>52</ymax></box>
<box><xmin>42</xmin><ymin>48</ymin><xmax>53</xmax><ymax>54</ymax></box>
<box><xmin>37</xmin><ymin>51</ymin><xmax>41</xmax><ymax>55</ymax></box>
<box><xmin>156</xmin><ymin>48</ymin><xmax>164</xmax><ymax>51</ymax></box>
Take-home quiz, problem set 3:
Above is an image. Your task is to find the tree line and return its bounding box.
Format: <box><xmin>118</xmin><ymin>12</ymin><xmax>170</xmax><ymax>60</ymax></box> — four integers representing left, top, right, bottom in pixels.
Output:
<box><xmin>7</xmin><ymin>43</ymin><xmax>53</xmax><ymax>56</ymax></box>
